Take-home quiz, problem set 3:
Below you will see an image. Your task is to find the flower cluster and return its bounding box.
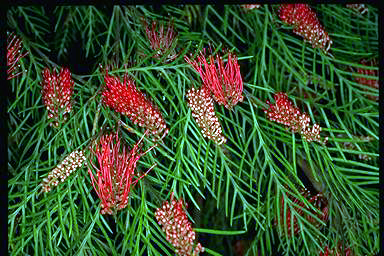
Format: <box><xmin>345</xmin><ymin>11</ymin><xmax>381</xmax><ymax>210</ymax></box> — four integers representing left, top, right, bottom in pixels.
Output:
<box><xmin>155</xmin><ymin>193</ymin><xmax>204</xmax><ymax>256</ymax></box>
<box><xmin>88</xmin><ymin>131</ymin><xmax>155</xmax><ymax>215</ymax></box>
<box><xmin>7</xmin><ymin>32</ymin><xmax>28</xmax><ymax>80</ymax></box>
<box><xmin>277</xmin><ymin>187</ymin><xmax>329</xmax><ymax>236</ymax></box>
<box><xmin>319</xmin><ymin>243</ymin><xmax>352</xmax><ymax>256</ymax></box>
<box><xmin>41</xmin><ymin>67</ymin><xmax>75</xmax><ymax>127</ymax></box>
<box><xmin>337</xmin><ymin>134</ymin><xmax>374</xmax><ymax>161</ymax></box>
<box><xmin>184</xmin><ymin>49</ymin><xmax>244</xmax><ymax>144</ymax></box>
<box><xmin>354</xmin><ymin>59</ymin><xmax>378</xmax><ymax>101</ymax></box>
<box><xmin>186</xmin><ymin>87</ymin><xmax>227</xmax><ymax>145</ymax></box>
<box><xmin>184</xmin><ymin>50</ymin><xmax>243</xmax><ymax>109</ymax></box>
<box><xmin>241</xmin><ymin>4</ymin><xmax>261</xmax><ymax>10</ymax></box>
<box><xmin>279</xmin><ymin>4</ymin><xmax>332</xmax><ymax>52</ymax></box>
<box><xmin>143</xmin><ymin>18</ymin><xmax>179</xmax><ymax>62</ymax></box>
<box><xmin>264</xmin><ymin>92</ymin><xmax>328</xmax><ymax>144</ymax></box>
<box><xmin>346</xmin><ymin>4</ymin><xmax>368</xmax><ymax>15</ymax></box>
<box><xmin>232</xmin><ymin>240</ymin><xmax>246</xmax><ymax>256</ymax></box>
<box><xmin>102</xmin><ymin>69</ymin><xmax>168</xmax><ymax>140</ymax></box>
<box><xmin>41</xmin><ymin>150</ymin><xmax>86</xmax><ymax>193</ymax></box>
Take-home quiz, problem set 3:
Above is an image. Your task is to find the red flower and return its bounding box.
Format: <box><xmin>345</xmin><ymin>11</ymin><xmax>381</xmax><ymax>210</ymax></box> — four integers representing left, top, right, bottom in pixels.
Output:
<box><xmin>320</xmin><ymin>243</ymin><xmax>352</xmax><ymax>256</ymax></box>
<box><xmin>186</xmin><ymin>87</ymin><xmax>227</xmax><ymax>145</ymax></box>
<box><xmin>354</xmin><ymin>59</ymin><xmax>378</xmax><ymax>101</ymax></box>
<box><xmin>264</xmin><ymin>92</ymin><xmax>328</xmax><ymax>144</ymax></box>
<box><xmin>279</xmin><ymin>4</ymin><xmax>332</xmax><ymax>52</ymax></box>
<box><xmin>184</xmin><ymin>50</ymin><xmax>243</xmax><ymax>109</ymax></box>
<box><xmin>7</xmin><ymin>32</ymin><xmax>28</xmax><ymax>80</ymax></box>
<box><xmin>41</xmin><ymin>67</ymin><xmax>74</xmax><ymax>127</ymax></box>
<box><xmin>155</xmin><ymin>193</ymin><xmax>204</xmax><ymax>256</ymax></box>
<box><xmin>88</xmin><ymin>131</ymin><xmax>155</xmax><ymax>215</ymax></box>
<box><xmin>143</xmin><ymin>18</ymin><xmax>179</xmax><ymax>62</ymax></box>
<box><xmin>277</xmin><ymin>187</ymin><xmax>328</xmax><ymax>236</ymax></box>
<box><xmin>102</xmin><ymin>69</ymin><xmax>168</xmax><ymax>139</ymax></box>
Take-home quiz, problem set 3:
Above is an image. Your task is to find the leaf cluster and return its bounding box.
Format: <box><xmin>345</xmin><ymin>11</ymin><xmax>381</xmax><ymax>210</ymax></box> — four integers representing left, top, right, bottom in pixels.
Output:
<box><xmin>8</xmin><ymin>4</ymin><xmax>378</xmax><ymax>256</ymax></box>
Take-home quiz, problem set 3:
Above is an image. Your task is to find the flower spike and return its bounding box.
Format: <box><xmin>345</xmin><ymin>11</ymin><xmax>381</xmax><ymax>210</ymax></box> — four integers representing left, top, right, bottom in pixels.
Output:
<box><xmin>143</xmin><ymin>18</ymin><xmax>179</xmax><ymax>62</ymax></box>
<box><xmin>276</xmin><ymin>187</ymin><xmax>328</xmax><ymax>237</ymax></box>
<box><xmin>319</xmin><ymin>242</ymin><xmax>352</xmax><ymax>256</ymax></box>
<box><xmin>155</xmin><ymin>193</ymin><xmax>204</xmax><ymax>256</ymax></box>
<box><xmin>184</xmin><ymin>49</ymin><xmax>243</xmax><ymax>109</ymax></box>
<box><xmin>264</xmin><ymin>92</ymin><xmax>328</xmax><ymax>144</ymax></box>
<box><xmin>41</xmin><ymin>67</ymin><xmax>75</xmax><ymax>127</ymax></box>
<box><xmin>354</xmin><ymin>59</ymin><xmax>378</xmax><ymax>101</ymax></box>
<box><xmin>88</xmin><ymin>131</ymin><xmax>155</xmax><ymax>215</ymax></box>
<box><xmin>279</xmin><ymin>4</ymin><xmax>332</xmax><ymax>52</ymax></box>
<box><xmin>346</xmin><ymin>4</ymin><xmax>368</xmax><ymax>15</ymax></box>
<box><xmin>186</xmin><ymin>87</ymin><xmax>227</xmax><ymax>145</ymax></box>
<box><xmin>40</xmin><ymin>150</ymin><xmax>86</xmax><ymax>193</ymax></box>
<box><xmin>7</xmin><ymin>32</ymin><xmax>29</xmax><ymax>80</ymax></box>
<box><xmin>101</xmin><ymin>68</ymin><xmax>168</xmax><ymax>140</ymax></box>
<box><xmin>241</xmin><ymin>4</ymin><xmax>261</xmax><ymax>10</ymax></box>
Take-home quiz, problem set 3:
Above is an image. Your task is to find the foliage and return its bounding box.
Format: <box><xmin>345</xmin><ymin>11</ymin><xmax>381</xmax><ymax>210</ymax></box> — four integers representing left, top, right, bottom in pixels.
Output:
<box><xmin>8</xmin><ymin>5</ymin><xmax>378</xmax><ymax>256</ymax></box>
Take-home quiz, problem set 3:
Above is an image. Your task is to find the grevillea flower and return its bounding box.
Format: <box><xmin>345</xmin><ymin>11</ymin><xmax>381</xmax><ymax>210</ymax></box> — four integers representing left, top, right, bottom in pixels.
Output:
<box><xmin>102</xmin><ymin>69</ymin><xmax>168</xmax><ymax>140</ymax></box>
<box><xmin>241</xmin><ymin>4</ymin><xmax>261</xmax><ymax>10</ymax></box>
<box><xmin>264</xmin><ymin>92</ymin><xmax>328</xmax><ymax>144</ymax></box>
<box><xmin>40</xmin><ymin>150</ymin><xmax>86</xmax><ymax>193</ymax></box>
<box><xmin>346</xmin><ymin>4</ymin><xmax>368</xmax><ymax>15</ymax></box>
<box><xmin>336</xmin><ymin>134</ymin><xmax>374</xmax><ymax>161</ymax></box>
<box><xmin>319</xmin><ymin>243</ymin><xmax>352</xmax><ymax>256</ymax></box>
<box><xmin>277</xmin><ymin>187</ymin><xmax>328</xmax><ymax>236</ymax></box>
<box><xmin>354</xmin><ymin>59</ymin><xmax>378</xmax><ymax>101</ymax></box>
<box><xmin>41</xmin><ymin>67</ymin><xmax>75</xmax><ymax>127</ymax></box>
<box><xmin>88</xmin><ymin>131</ymin><xmax>155</xmax><ymax>215</ymax></box>
<box><xmin>7</xmin><ymin>32</ymin><xmax>28</xmax><ymax>80</ymax></box>
<box><xmin>186</xmin><ymin>87</ymin><xmax>227</xmax><ymax>145</ymax></box>
<box><xmin>184</xmin><ymin>50</ymin><xmax>243</xmax><ymax>109</ymax></box>
<box><xmin>155</xmin><ymin>193</ymin><xmax>204</xmax><ymax>256</ymax></box>
<box><xmin>279</xmin><ymin>4</ymin><xmax>332</xmax><ymax>52</ymax></box>
<box><xmin>233</xmin><ymin>240</ymin><xmax>246</xmax><ymax>256</ymax></box>
<box><xmin>143</xmin><ymin>18</ymin><xmax>179</xmax><ymax>62</ymax></box>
